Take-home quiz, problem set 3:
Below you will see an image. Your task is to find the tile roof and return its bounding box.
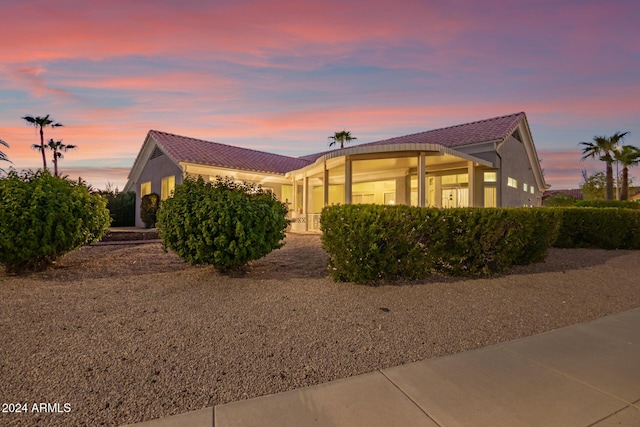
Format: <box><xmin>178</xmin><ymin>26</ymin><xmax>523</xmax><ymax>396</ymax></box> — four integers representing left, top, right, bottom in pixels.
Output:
<box><xmin>359</xmin><ymin>112</ymin><xmax>526</xmax><ymax>149</ymax></box>
<box><xmin>149</xmin><ymin>130</ymin><xmax>311</xmax><ymax>175</ymax></box>
<box><xmin>147</xmin><ymin>113</ymin><xmax>526</xmax><ymax>174</ymax></box>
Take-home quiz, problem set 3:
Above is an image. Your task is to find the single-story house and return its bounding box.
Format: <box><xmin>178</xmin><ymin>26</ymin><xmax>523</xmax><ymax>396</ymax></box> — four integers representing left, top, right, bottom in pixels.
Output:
<box><xmin>124</xmin><ymin>112</ymin><xmax>549</xmax><ymax>230</ymax></box>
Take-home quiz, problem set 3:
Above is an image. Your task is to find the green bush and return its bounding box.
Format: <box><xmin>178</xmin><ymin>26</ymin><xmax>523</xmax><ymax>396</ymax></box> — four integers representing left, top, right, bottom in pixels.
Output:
<box><xmin>543</xmin><ymin>193</ymin><xmax>579</xmax><ymax>207</ymax></box>
<box><xmin>320</xmin><ymin>205</ymin><xmax>560</xmax><ymax>284</ymax></box>
<box><xmin>0</xmin><ymin>170</ymin><xmax>111</xmax><ymax>273</ymax></box>
<box><xmin>573</xmin><ymin>200</ymin><xmax>640</xmax><ymax>209</ymax></box>
<box><xmin>140</xmin><ymin>193</ymin><xmax>160</xmax><ymax>228</ymax></box>
<box><xmin>157</xmin><ymin>176</ymin><xmax>289</xmax><ymax>272</ymax></box>
<box><xmin>552</xmin><ymin>207</ymin><xmax>640</xmax><ymax>249</ymax></box>
<box><xmin>104</xmin><ymin>191</ymin><xmax>135</xmax><ymax>226</ymax></box>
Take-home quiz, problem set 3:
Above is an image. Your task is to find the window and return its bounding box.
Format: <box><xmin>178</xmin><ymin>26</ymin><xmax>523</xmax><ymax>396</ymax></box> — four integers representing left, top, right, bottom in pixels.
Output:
<box><xmin>442</xmin><ymin>173</ymin><xmax>468</xmax><ymax>185</ymax></box>
<box><xmin>140</xmin><ymin>181</ymin><xmax>151</xmax><ymax>197</ymax></box>
<box><xmin>507</xmin><ymin>177</ymin><xmax>518</xmax><ymax>188</ymax></box>
<box><xmin>442</xmin><ymin>188</ymin><xmax>469</xmax><ymax>208</ymax></box>
<box><xmin>484</xmin><ymin>187</ymin><xmax>497</xmax><ymax>208</ymax></box>
<box><xmin>384</xmin><ymin>192</ymin><xmax>395</xmax><ymax>205</ymax></box>
<box><xmin>353</xmin><ymin>194</ymin><xmax>374</xmax><ymax>204</ymax></box>
<box><xmin>523</xmin><ymin>183</ymin><xmax>528</xmax><ymax>192</ymax></box>
<box><xmin>530</xmin><ymin>186</ymin><xmax>535</xmax><ymax>194</ymax></box>
<box><xmin>484</xmin><ymin>172</ymin><xmax>497</xmax><ymax>183</ymax></box>
<box><xmin>161</xmin><ymin>176</ymin><xmax>176</xmax><ymax>200</ymax></box>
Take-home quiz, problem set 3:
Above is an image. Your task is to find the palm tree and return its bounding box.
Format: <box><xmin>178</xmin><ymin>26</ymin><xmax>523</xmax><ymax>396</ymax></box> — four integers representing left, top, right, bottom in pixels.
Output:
<box><xmin>0</xmin><ymin>139</ymin><xmax>11</xmax><ymax>171</ymax></box>
<box><xmin>22</xmin><ymin>114</ymin><xmax>64</xmax><ymax>171</ymax></box>
<box><xmin>328</xmin><ymin>130</ymin><xmax>357</xmax><ymax>149</ymax></box>
<box><xmin>614</xmin><ymin>144</ymin><xmax>640</xmax><ymax>200</ymax></box>
<box><xmin>579</xmin><ymin>131</ymin><xmax>628</xmax><ymax>200</ymax></box>
<box><xmin>45</xmin><ymin>139</ymin><xmax>77</xmax><ymax>177</ymax></box>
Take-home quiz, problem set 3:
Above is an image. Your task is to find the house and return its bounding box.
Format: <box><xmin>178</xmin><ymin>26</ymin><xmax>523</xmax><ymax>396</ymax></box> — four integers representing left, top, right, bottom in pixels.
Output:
<box><xmin>124</xmin><ymin>112</ymin><xmax>549</xmax><ymax>230</ymax></box>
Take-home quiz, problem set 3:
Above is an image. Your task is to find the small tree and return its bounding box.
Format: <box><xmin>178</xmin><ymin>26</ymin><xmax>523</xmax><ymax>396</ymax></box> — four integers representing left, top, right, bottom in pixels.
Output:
<box><xmin>614</xmin><ymin>145</ymin><xmax>640</xmax><ymax>200</ymax></box>
<box><xmin>157</xmin><ymin>176</ymin><xmax>289</xmax><ymax>272</ymax></box>
<box><xmin>22</xmin><ymin>114</ymin><xmax>63</xmax><ymax>171</ymax></box>
<box><xmin>0</xmin><ymin>170</ymin><xmax>110</xmax><ymax>273</ymax></box>
<box><xmin>328</xmin><ymin>130</ymin><xmax>357</xmax><ymax>149</ymax></box>
<box><xmin>46</xmin><ymin>139</ymin><xmax>77</xmax><ymax>177</ymax></box>
<box><xmin>140</xmin><ymin>193</ymin><xmax>160</xmax><ymax>228</ymax></box>
<box><xmin>580</xmin><ymin>171</ymin><xmax>607</xmax><ymax>200</ymax></box>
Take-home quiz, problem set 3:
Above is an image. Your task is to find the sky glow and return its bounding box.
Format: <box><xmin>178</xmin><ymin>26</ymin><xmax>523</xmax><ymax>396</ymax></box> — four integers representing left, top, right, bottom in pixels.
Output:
<box><xmin>1</xmin><ymin>0</ymin><xmax>638</xmax><ymax>190</ymax></box>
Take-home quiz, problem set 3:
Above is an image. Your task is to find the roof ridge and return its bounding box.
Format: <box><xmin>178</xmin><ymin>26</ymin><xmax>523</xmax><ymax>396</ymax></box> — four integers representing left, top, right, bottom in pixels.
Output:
<box><xmin>367</xmin><ymin>112</ymin><xmax>525</xmax><ymax>145</ymax></box>
<box><xmin>149</xmin><ymin>130</ymin><xmax>307</xmax><ymax>162</ymax></box>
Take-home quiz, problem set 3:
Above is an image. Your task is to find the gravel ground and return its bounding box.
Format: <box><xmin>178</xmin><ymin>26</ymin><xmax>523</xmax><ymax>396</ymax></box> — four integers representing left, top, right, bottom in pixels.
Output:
<box><xmin>1</xmin><ymin>234</ymin><xmax>640</xmax><ymax>426</ymax></box>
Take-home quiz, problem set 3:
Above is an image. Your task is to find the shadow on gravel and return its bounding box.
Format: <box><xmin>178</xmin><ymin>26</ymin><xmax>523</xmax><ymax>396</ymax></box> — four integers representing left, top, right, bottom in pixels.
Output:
<box><xmin>2</xmin><ymin>233</ymin><xmax>630</xmax><ymax>284</ymax></box>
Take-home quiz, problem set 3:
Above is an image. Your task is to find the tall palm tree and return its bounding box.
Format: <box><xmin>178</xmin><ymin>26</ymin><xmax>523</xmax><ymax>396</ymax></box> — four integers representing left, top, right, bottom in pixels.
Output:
<box><xmin>22</xmin><ymin>114</ymin><xmax>64</xmax><ymax>171</ymax></box>
<box><xmin>45</xmin><ymin>139</ymin><xmax>77</xmax><ymax>177</ymax></box>
<box><xmin>328</xmin><ymin>130</ymin><xmax>357</xmax><ymax>149</ymax></box>
<box><xmin>579</xmin><ymin>131</ymin><xmax>628</xmax><ymax>200</ymax></box>
<box><xmin>614</xmin><ymin>144</ymin><xmax>640</xmax><ymax>200</ymax></box>
<box><xmin>0</xmin><ymin>139</ymin><xmax>11</xmax><ymax>171</ymax></box>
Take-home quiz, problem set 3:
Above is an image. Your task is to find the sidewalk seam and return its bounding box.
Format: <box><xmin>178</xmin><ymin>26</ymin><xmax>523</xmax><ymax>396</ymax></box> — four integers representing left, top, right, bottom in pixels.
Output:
<box><xmin>378</xmin><ymin>370</ymin><xmax>442</xmax><ymax>427</ymax></box>
<box><xmin>585</xmin><ymin>404</ymin><xmax>633</xmax><ymax>427</ymax></box>
<box><xmin>501</xmin><ymin>346</ymin><xmax>635</xmax><ymax>407</ymax></box>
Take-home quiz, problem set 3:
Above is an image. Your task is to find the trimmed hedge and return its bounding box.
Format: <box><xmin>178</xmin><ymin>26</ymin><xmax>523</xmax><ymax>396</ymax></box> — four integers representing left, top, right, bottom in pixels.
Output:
<box><xmin>0</xmin><ymin>170</ymin><xmax>111</xmax><ymax>273</ymax></box>
<box><xmin>552</xmin><ymin>207</ymin><xmax>640</xmax><ymax>249</ymax></box>
<box><xmin>320</xmin><ymin>205</ymin><xmax>561</xmax><ymax>284</ymax></box>
<box><xmin>157</xmin><ymin>176</ymin><xmax>289</xmax><ymax>272</ymax></box>
<box><xmin>573</xmin><ymin>200</ymin><xmax>640</xmax><ymax>209</ymax></box>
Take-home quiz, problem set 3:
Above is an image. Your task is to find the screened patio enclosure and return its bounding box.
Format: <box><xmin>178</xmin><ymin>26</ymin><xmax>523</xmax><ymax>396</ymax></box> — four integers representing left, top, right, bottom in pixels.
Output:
<box><xmin>286</xmin><ymin>145</ymin><xmax>495</xmax><ymax>232</ymax></box>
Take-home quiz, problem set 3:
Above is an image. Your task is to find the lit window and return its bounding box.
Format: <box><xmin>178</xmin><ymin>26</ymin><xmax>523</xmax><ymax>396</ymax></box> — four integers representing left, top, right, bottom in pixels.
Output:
<box><xmin>484</xmin><ymin>172</ymin><xmax>497</xmax><ymax>182</ymax></box>
<box><xmin>507</xmin><ymin>177</ymin><xmax>518</xmax><ymax>188</ymax></box>
<box><xmin>140</xmin><ymin>181</ymin><xmax>151</xmax><ymax>197</ymax></box>
<box><xmin>161</xmin><ymin>176</ymin><xmax>176</xmax><ymax>200</ymax></box>
<box><xmin>530</xmin><ymin>186</ymin><xmax>535</xmax><ymax>194</ymax></box>
<box><xmin>442</xmin><ymin>173</ymin><xmax>468</xmax><ymax>185</ymax></box>
<box><xmin>523</xmin><ymin>183</ymin><xmax>528</xmax><ymax>192</ymax></box>
<box><xmin>484</xmin><ymin>187</ymin><xmax>497</xmax><ymax>208</ymax></box>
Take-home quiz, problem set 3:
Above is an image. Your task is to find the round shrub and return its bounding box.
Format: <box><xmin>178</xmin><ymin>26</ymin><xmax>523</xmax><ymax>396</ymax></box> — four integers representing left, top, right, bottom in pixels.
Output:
<box><xmin>157</xmin><ymin>176</ymin><xmax>289</xmax><ymax>272</ymax></box>
<box><xmin>140</xmin><ymin>192</ymin><xmax>160</xmax><ymax>228</ymax></box>
<box><xmin>0</xmin><ymin>170</ymin><xmax>111</xmax><ymax>273</ymax></box>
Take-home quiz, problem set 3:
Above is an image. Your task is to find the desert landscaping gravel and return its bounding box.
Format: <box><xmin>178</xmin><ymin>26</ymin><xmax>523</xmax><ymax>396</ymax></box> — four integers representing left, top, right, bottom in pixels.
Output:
<box><xmin>1</xmin><ymin>233</ymin><xmax>640</xmax><ymax>426</ymax></box>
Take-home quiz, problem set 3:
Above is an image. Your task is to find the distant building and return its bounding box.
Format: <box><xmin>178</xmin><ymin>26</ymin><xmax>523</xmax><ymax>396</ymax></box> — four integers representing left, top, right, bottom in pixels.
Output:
<box><xmin>124</xmin><ymin>112</ymin><xmax>549</xmax><ymax>230</ymax></box>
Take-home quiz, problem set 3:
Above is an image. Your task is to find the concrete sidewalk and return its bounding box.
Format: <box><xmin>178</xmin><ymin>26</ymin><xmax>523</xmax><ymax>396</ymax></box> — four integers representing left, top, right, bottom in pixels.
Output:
<box><xmin>125</xmin><ymin>308</ymin><xmax>640</xmax><ymax>427</ymax></box>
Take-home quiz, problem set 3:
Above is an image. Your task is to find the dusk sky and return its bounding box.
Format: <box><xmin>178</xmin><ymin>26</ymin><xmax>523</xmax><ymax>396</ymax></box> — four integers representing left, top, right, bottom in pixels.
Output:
<box><xmin>1</xmin><ymin>0</ymin><xmax>638</xmax><ymax>191</ymax></box>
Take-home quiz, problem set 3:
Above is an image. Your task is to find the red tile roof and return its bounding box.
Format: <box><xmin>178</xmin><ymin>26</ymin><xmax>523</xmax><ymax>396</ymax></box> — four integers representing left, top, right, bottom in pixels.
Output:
<box><xmin>542</xmin><ymin>189</ymin><xmax>584</xmax><ymax>199</ymax></box>
<box><xmin>360</xmin><ymin>112</ymin><xmax>526</xmax><ymax>149</ymax></box>
<box><xmin>149</xmin><ymin>130</ymin><xmax>311</xmax><ymax>175</ymax></box>
<box><xmin>148</xmin><ymin>113</ymin><xmax>526</xmax><ymax>174</ymax></box>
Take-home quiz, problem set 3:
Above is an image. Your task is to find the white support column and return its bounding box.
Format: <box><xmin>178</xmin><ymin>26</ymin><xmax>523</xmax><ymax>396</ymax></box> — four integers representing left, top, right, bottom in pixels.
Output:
<box><xmin>323</xmin><ymin>163</ymin><xmax>329</xmax><ymax>207</ymax></box>
<box><xmin>290</xmin><ymin>177</ymin><xmax>296</xmax><ymax>216</ymax></box>
<box><xmin>345</xmin><ymin>157</ymin><xmax>352</xmax><ymax>204</ymax></box>
<box><xmin>418</xmin><ymin>153</ymin><xmax>426</xmax><ymax>207</ymax></box>
<box><xmin>467</xmin><ymin>161</ymin><xmax>476</xmax><ymax>207</ymax></box>
<box><xmin>303</xmin><ymin>174</ymin><xmax>308</xmax><ymax>231</ymax></box>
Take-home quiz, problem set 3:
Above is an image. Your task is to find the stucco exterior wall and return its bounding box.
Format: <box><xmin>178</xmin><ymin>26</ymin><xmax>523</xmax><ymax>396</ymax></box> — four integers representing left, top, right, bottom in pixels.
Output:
<box><xmin>133</xmin><ymin>152</ymin><xmax>183</xmax><ymax>227</ymax></box>
<box><xmin>497</xmin><ymin>135</ymin><xmax>541</xmax><ymax>207</ymax></box>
